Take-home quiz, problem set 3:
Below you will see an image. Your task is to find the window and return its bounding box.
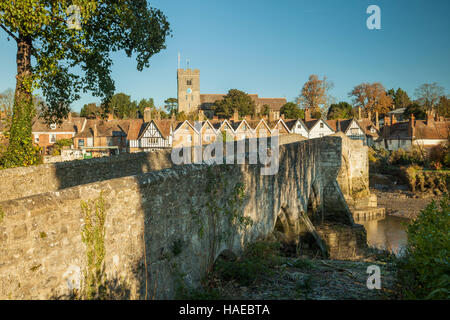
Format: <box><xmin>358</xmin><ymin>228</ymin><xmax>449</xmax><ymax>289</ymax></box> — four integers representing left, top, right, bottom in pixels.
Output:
<box><xmin>187</xmin><ymin>79</ymin><xmax>192</xmax><ymax>86</ymax></box>
<box><xmin>187</xmin><ymin>135</ymin><xmax>192</xmax><ymax>142</ymax></box>
<box><xmin>87</xmin><ymin>137</ymin><xmax>93</xmax><ymax>147</ymax></box>
<box><xmin>319</xmin><ymin>133</ymin><xmax>324</xmax><ymax>138</ymax></box>
<box><xmin>320</xmin><ymin>122</ymin><xmax>324</xmax><ymax>128</ymax></box>
<box><xmin>191</xmin><ymin>95</ymin><xmax>193</xmax><ymax>101</ymax></box>
<box><xmin>351</xmin><ymin>128</ymin><xmax>359</xmax><ymax>136</ymax></box>
<box><xmin>50</xmin><ymin>123</ymin><xmax>57</xmax><ymax>130</ymax></box>
<box><xmin>34</xmin><ymin>134</ymin><xmax>39</xmax><ymax>143</ymax></box>
<box><xmin>186</xmin><ymin>95</ymin><xmax>188</xmax><ymax>100</ymax></box>
<box><xmin>79</xmin><ymin>139</ymin><xmax>85</xmax><ymax>147</ymax></box>
<box><xmin>49</xmin><ymin>134</ymin><xmax>56</xmax><ymax>143</ymax></box>
<box><xmin>297</xmin><ymin>124</ymin><xmax>302</xmax><ymax>128</ymax></box>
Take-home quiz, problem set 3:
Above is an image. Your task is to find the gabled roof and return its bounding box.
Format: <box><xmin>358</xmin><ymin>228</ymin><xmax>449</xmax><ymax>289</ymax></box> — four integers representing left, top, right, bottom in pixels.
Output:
<box><xmin>358</xmin><ymin>119</ymin><xmax>380</xmax><ymax>137</ymax></box>
<box><xmin>173</xmin><ymin>120</ymin><xmax>199</xmax><ymax>134</ymax></box>
<box><xmin>305</xmin><ymin>119</ymin><xmax>335</xmax><ymax>132</ymax></box>
<box><xmin>267</xmin><ymin>118</ymin><xmax>290</xmax><ymax>133</ymax></box>
<box><xmin>32</xmin><ymin>117</ymin><xmax>85</xmax><ymax>133</ymax></box>
<box><xmin>126</xmin><ymin>119</ymin><xmax>145</xmax><ymax>140</ymax></box>
<box><xmin>385</xmin><ymin>120</ymin><xmax>450</xmax><ymax>140</ymax></box>
<box><xmin>284</xmin><ymin>119</ymin><xmax>308</xmax><ymax>132</ymax></box>
<box><xmin>229</xmin><ymin>119</ymin><xmax>252</xmax><ymax>132</ymax></box>
<box><xmin>245</xmin><ymin>119</ymin><xmax>272</xmax><ymax>133</ymax></box>
<box><xmin>210</xmin><ymin>119</ymin><xmax>235</xmax><ymax>133</ymax></box>
<box><xmin>326</xmin><ymin>118</ymin><xmax>364</xmax><ymax>135</ymax></box>
<box><xmin>74</xmin><ymin>119</ymin><xmax>128</xmax><ymax>138</ymax></box>
<box><xmin>193</xmin><ymin>119</ymin><xmax>217</xmax><ymax>134</ymax></box>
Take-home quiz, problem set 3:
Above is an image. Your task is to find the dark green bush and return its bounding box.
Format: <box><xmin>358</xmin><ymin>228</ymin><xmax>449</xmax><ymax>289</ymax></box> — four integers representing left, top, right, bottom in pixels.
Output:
<box><xmin>396</xmin><ymin>195</ymin><xmax>450</xmax><ymax>299</ymax></box>
<box><xmin>215</xmin><ymin>240</ymin><xmax>283</xmax><ymax>286</ymax></box>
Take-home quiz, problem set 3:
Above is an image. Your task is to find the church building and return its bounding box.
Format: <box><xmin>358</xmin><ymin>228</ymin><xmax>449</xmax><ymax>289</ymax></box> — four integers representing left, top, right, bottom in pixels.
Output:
<box><xmin>177</xmin><ymin>68</ymin><xmax>287</xmax><ymax>119</ymax></box>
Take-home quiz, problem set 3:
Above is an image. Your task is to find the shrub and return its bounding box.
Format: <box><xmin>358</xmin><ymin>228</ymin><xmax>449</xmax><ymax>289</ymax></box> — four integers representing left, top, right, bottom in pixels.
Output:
<box><xmin>214</xmin><ymin>240</ymin><xmax>283</xmax><ymax>286</ymax></box>
<box><xmin>396</xmin><ymin>195</ymin><xmax>450</xmax><ymax>299</ymax></box>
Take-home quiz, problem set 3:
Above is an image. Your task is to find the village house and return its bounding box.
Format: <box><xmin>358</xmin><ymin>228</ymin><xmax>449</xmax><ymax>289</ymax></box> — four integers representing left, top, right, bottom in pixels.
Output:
<box><xmin>72</xmin><ymin>116</ymin><xmax>128</xmax><ymax>158</ymax></box>
<box><xmin>31</xmin><ymin>113</ymin><xmax>86</xmax><ymax>154</ymax></box>
<box><xmin>326</xmin><ymin>118</ymin><xmax>367</xmax><ymax>145</ymax></box>
<box><xmin>246</xmin><ymin>119</ymin><xmax>272</xmax><ymax>138</ymax></box>
<box><xmin>381</xmin><ymin>112</ymin><xmax>449</xmax><ymax>151</ymax></box>
<box><xmin>284</xmin><ymin>119</ymin><xmax>309</xmax><ymax>138</ymax></box>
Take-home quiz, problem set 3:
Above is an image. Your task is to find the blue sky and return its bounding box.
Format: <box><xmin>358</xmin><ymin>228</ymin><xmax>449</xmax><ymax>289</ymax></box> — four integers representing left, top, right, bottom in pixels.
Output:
<box><xmin>0</xmin><ymin>0</ymin><xmax>449</xmax><ymax>112</ymax></box>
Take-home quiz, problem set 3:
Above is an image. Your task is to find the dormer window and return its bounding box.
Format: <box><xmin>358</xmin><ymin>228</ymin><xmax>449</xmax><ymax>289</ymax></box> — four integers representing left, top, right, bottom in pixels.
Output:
<box><xmin>50</xmin><ymin>123</ymin><xmax>57</xmax><ymax>130</ymax></box>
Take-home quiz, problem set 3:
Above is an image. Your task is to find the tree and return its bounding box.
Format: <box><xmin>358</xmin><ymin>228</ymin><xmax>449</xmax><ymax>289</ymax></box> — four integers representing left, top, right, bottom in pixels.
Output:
<box><xmin>436</xmin><ymin>96</ymin><xmax>450</xmax><ymax>118</ymax></box>
<box><xmin>137</xmin><ymin>98</ymin><xmax>155</xmax><ymax>118</ymax></box>
<box><xmin>404</xmin><ymin>102</ymin><xmax>426</xmax><ymax>120</ymax></box>
<box><xmin>164</xmin><ymin>98</ymin><xmax>178</xmax><ymax>115</ymax></box>
<box><xmin>388</xmin><ymin>88</ymin><xmax>411</xmax><ymax>109</ymax></box>
<box><xmin>80</xmin><ymin>103</ymin><xmax>101</xmax><ymax>119</ymax></box>
<box><xmin>0</xmin><ymin>88</ymin><xmax>14</xmax><ymax>118</ymax></box>
<box><xmin>327</xmin><ymin>102</ymin><xmax>354</xmax><ymax>120</ymax></box>
<box><xmin>297</xmin><ymin>75</ymin><xmax>334</xmax><ymax>116</ymax></box>
<box><xmin>0</xmin><ymin>1</ymin><xmax>171</xmax><ymax>168</ymax></box>
<box><xmin>280</xmin><ymin>102</ymin><xmax>304</xmax><ymax>119</ymax></box>
<box><xmin>349</xmin><ymin>82</ymin><xmax>393</xmax><ymax>117</ymax></box>
<box><xmin>261</xmin><ymin>105</ymin><xmax>270</xmax><ymax>117</ymax></box>
<box><xmin>414</xmin><ymin>83</ymin><xmax>445</xmax><ymax>110</ymax></box>
<box><xmin>213</xmin><ymin>89</ymin><xmax>256</xmax><ymax>118</ymax></box>
<box><xmin>109</xmin><ymin>93</ymin><xmax>137</xmax><ymax>119</ymax></box>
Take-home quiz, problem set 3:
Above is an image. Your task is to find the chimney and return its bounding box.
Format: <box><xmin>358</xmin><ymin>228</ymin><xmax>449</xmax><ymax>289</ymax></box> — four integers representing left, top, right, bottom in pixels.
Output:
<box><xmin>426</xmin><ymin>110</ymin><xmax>434</xmax><ymax>126</ymax></box>
<box><xmin>245</xmin><ymin>115</ymin><xmax>251</xmax><ymax>121</ymax></box>
<box><xmin>68</xmin><ymin>112</ymin><xmax>73</xmax><ymax>122</ymax></box>
<box><xmin>390</xmin><ymin>113</ymin><xmax>397</xmax><ymax>125</ymax></box>
<box><xmin>375</xmin><ymin>111</ymin><xmax>379</xmax><ymax>130</ymax></box>
<box><xmin>93</xmin><ymin>123</ymin><xmax>98</xmax><ymax>138</ymax></box>
<box><xmin>232</xmin><ymin>109</ymin><xmax>239</xmax><ymax>122</ymax></box>
<box><xmin>213</xmin><ymin>115</ymin><xmax>219</xmax><ymax>121</ymax></box>
<box><xmin>409</xmin><ymin>114</ymin><xmax>415</xmax><ymax>138</ymax></box>
<box><xmin>305</xmin><ymin>107</ymin><xmax>311</xmax><ymax>122</ymax></box>
<box><xmin>107</xmin><ymin>113</ymin><xmax>114</xmax><ymax>121</ymax></box>
<box><xmin>383</xmin><ymin>116</ymin><xmax>390</xmax><ymax>138</ymax></box>
<box><xmin>269</xmin><ymin>111</ymin><xmax>275</xmax><ymax>122</ymax></box>
<box><xmin>358</xmin><ymin>107</ymin><xmax>362</xmax><ymax>120</ymax></box>
<box><xmin>198</xmin><ymin>110</ymin><xmax>204</xmax><ymax>122</ymax></box>
<box><xmin>337</xmin><ymin>120</ymin><xmax>341</xmax><ymax>132</ymax></box>
<box><xmin>144</xmin><ymin>107</ymin><xmax>152</xmax><ymax>123</ymax></box>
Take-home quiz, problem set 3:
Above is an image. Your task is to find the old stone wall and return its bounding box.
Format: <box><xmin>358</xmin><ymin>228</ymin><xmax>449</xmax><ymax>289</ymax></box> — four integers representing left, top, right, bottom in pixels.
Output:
<box><xmin>0</xmin><ymin>150</ymin><xmax>173</xmax><ymax>202</ymax></box>
<box><xmin>0</xmin><ymin>136</ymin><xmax>368</xmax><ymax>299</ymax></box>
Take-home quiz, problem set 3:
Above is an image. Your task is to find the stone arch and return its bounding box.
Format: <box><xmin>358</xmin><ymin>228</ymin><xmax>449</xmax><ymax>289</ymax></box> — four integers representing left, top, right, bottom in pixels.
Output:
<box><xmin>306</xmin><ymin>181</ymin><xmax>323</xmax><ymax>225</ymax></box>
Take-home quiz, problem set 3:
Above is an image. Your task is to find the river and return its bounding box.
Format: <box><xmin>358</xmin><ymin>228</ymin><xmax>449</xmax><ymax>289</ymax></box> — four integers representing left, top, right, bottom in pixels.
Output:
<box><xmin>360</xmin><ymin>215</ymin><xmax>411</xmax><ymax>256</ymax></box>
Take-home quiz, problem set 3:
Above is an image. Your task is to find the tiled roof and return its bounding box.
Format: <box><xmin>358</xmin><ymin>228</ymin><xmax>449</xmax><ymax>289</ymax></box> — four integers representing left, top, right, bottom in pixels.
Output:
<box><xmin>153</xmin><ymin>120</ymin><xmax>173</xmax><ymax>139</ymax></box>
<box><xmin>74</xmin><ymin>119</ymin><xmax>128</xmax><ymax>138</ymax></box>
<box><xmin>304</xmin><ymin>119</ymin><xmax>320</xmax><ymax>130</ymax></box>
<box><xmin>414</xmin><ymin>120</ymin><xmax>449</xmax><ymax>140</ymax></box>
<box><xmin>326</xmin><ymin>119</ymin><xmax>353</xmax><ymax>133</ymax></box>
<box><xmin>258</xmin><ymin>98</ymin><xmax>287</xmax><ymax>111</ymax></box>
<box><xmin>358</xmin><ymin>119</ymin><xmax>380</xmax><ymax>137</ymax></box>
<box><xmin>32</xmin><ymin>117</ymin><xmax>85</xmax><ymax>133</ymax></box>
<box><xmin>126</xmin><ymin>119</ymin><xmax>145</xmax><ymax>140</ymax></box>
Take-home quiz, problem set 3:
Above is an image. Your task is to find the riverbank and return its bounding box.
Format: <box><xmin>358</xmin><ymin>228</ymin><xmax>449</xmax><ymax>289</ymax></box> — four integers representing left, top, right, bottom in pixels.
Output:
<box><xmin>177</xmin><ymin>243</ymin><xmax>398</xmax><ymax>300</ymax></box>
<box><xmin>371</xmin><ymin>186</ymin><xmax>443</xmax><ymax>219</ymax></box>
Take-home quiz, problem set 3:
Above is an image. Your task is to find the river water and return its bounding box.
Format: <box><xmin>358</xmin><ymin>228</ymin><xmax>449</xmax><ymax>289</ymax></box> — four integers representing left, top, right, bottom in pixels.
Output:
<box><xmin>360</xmin><ymin>215</ymin><xmax>411</xmax><ymax>256</ymax></box>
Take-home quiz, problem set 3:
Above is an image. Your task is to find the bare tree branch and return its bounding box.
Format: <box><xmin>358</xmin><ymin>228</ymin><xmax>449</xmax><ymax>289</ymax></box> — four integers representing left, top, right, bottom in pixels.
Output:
<box><xmin>0</xmin><ymin>23</ymin><xmax>18</xmax><ymax>42</ymax></box>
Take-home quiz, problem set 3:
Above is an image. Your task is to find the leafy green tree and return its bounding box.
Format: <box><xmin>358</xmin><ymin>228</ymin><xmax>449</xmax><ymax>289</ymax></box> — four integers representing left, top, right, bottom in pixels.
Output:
<box><xmin>80</xmin><ymin>103</ymin><xmax>101</xmax><ymax>118</ymax></box>
<box><xmin>0</xmin><ymin>0</ymin><xmax>171</xmax><ymax>168</ymax></box>
<box><xmin>137</xmin><ymin>98</ymin><xmax>155</xmax><ymax>118</ymax></box>
<box><xmin>388</xmin><ymin>88</ymin><xmax>411</xmax><ymax>109</ymax></box>
<box><xmin>404</xmin><ymin>103</ymin><xmax>426</xmax><ymax>120</ymax></box>
<box><xmin>280</xmin><ymin>102</ymin><xmax>304</xmax><ymax>119</ymax></box>
<box><xmin>213</xmin><ymin>89</ymin><xmax>256</xmax><ymax>118</ymax></box>
<box><xmin>327</xmin><ymin>102</ymin><xmax>354</xmax><ymax>119</ymax></box>
<box><xmin>109</xmin><ymin>93</ymin><xmax>137</xmax><ymax>119</ymax></box>
<box><xmin>164</xmin><ymin>98</ymin><xmax>178</xmax><ymax>115</ymax></box>
<box><xmin>436</xmin><ymin>96</ymin><xmax>450</xmax><ymax>118</ymax></box>
<box><xmin>261</xmin><ymin>104</ymin><xmax>270</xmax><ymax>117</ymax></box>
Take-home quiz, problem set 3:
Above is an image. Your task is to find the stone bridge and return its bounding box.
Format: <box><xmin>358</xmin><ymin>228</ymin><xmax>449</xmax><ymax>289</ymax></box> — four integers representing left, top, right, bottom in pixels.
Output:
<box><xmin>0</xmin><ymin>134</ymin><xmax>374</xmax><ymax>299</ymax></box>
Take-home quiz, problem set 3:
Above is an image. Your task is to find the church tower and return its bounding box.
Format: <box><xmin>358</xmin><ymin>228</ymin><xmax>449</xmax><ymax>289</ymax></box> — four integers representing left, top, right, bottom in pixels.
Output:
<box><xmin>177</xmin><ymin>68</ymin><xmax>200</xmax><ymax>114</ymax></box>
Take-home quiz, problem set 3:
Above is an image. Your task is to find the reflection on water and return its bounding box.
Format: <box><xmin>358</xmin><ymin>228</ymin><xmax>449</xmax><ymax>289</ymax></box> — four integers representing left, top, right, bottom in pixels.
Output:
<box><xmin>360</xmin><ymin>215</ymin><xmax>411</xmax><ymax>256</ymax></box>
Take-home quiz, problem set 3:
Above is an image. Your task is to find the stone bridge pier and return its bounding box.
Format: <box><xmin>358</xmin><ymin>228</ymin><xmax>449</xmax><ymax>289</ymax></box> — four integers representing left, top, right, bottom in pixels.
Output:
<box><xmin>0</xmin><ymin>135</ymin><xmax>372</xmax><ymax>299</ymax></box>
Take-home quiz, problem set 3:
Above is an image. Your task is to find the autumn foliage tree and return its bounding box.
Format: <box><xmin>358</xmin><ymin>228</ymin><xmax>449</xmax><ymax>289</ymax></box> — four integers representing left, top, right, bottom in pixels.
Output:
<box><xmin>0</xmin><ymin>0</ymin><xmax>171</xmax><ymax>168</ymax></box>
<box><xmin>349</xmin><ymin>82</ymin><xmax>393</xmax><ymax>117</ymax></box>
<box><xmin>297</xmin><ymin>75</ymin><xmax>334</xmax><ymax>117</ymax></box>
